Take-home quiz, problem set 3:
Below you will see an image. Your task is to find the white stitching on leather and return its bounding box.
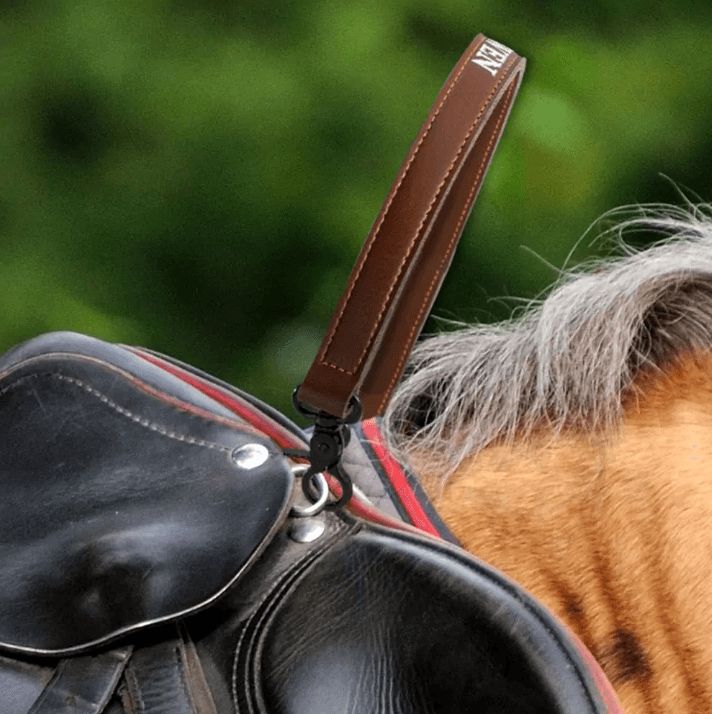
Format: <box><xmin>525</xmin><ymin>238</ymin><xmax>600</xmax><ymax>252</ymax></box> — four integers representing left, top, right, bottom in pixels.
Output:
<box><xmin>1</xmin><ymin>372</ymin><xmax>231</xmax><ymax>454</ymax></box>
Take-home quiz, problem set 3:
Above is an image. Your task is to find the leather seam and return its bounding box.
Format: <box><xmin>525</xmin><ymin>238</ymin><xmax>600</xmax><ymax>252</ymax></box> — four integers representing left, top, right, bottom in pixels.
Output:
<box><xmin>26</xmin><ymin>658</ymin><xmax>69</xmax><ymax>714</ymax></box>
<box><xmin>377</xmin><ymin>79</ymin><xmax>517</xmax><ymax>413</ymax></box>
<box><xmin>177</xmin><ymin>624</ymin><xmax>219</xmax><ymax>714</ymax></box>
<box><xmin>314</xmin><ymin>37</ymin><xmax>487</xmax><ymax>375</ymax></box>
<box><xmin>232</xmin><ymin>522</ymin><xmax>353</xmax><ymax>712</ymax></box>
<box><xmin>1</xmin><ymin>372</ymin><xmax>232</xmax><ymax>454</ymax></box>
<box><xmin>3</xmin><ymin>351</ymin><xmax>259</xmax><ymax>434</ymax></box>
<box><xmin>317</xmin><ymin>42</ymin><xmax>515</xmax><ymax>377</ymax></box>
<box><xmin>174</xmin><ymin>641</ymin><xmax>201</xmax><ymax>714</ymax></box>
<box><xmin>123</xmin><ymin>664</ymin><xmax>145</xmax><ymax>713</ymax></box>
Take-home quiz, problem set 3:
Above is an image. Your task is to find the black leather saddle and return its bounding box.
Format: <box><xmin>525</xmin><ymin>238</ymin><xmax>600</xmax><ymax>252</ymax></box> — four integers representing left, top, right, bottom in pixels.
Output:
<box><xmin>0</xmin><ymin>332</ymin><xmax>621</xmax><ymax>713</ymax></box>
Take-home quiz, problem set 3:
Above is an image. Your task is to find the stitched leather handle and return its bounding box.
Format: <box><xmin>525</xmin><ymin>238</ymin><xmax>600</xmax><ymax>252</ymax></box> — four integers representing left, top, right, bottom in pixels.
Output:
<box><xmin>298</xmin><ymin>35</ymin><xmax>526</xmax><ymax>420</ymax></box>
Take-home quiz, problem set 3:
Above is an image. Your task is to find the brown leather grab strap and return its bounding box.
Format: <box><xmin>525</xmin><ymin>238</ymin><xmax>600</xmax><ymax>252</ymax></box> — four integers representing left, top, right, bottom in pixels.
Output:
<box><xmin>298</xmin><ymin>35</ymin><xmax>526</xmax><ymax>420</ymax></box>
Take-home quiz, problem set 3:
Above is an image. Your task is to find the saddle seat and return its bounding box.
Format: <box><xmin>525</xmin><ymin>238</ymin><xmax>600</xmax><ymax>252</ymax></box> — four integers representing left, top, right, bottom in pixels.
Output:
<box><xmin>0</xmin><ymin>333</ymin><xmax>620</xmax><ymax>713</ymax></box>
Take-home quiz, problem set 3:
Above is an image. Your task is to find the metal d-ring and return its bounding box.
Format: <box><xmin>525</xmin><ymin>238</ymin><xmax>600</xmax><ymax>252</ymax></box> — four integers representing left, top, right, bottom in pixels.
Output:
<box><xmin>290</xmin><ymin>463</ymin><xmax>329</xmax><ymax>517</ymax></box>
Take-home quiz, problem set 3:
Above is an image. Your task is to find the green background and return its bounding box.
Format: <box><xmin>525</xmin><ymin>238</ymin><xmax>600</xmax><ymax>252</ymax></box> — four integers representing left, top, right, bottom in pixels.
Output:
<box><xmin>2</xmin><ymin>0</ymin><xmax>711</xmax><ymax>419</ymax></box>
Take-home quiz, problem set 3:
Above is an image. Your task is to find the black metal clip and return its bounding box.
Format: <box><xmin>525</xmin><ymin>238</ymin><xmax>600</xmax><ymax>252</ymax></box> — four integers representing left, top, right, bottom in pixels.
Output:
<box><xmin>289</xmin><ymin>389</ymin><xmax>362</xmax><ymax>510</ymax></box>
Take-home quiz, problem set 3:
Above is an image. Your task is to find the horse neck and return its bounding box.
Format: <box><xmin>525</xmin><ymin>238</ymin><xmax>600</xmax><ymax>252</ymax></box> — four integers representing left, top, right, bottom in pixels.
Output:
<box><xmin>416</xmin><ymin>350</ymin><xmax>712</xmax><ymax>714</ymax></box>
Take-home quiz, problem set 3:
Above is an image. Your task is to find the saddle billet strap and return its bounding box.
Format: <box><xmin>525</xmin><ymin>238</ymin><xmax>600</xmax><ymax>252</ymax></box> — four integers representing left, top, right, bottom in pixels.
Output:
<box><xmin>28</xmin><ymin>647</ymin><xmax>132</xmax><ymax>714</ymax></box>
<box><xmin>121</xmin><ymin>624</ymin><xmax>217</xmax><ymax>714</ymax></box>
<box><xmin>298</xmin><ymin>35</ymin><xmax>526</xmax><ymax>419</ymax></box>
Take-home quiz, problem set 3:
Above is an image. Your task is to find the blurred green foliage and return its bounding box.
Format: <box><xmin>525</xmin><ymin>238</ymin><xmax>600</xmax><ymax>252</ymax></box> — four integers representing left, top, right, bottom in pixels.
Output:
<box><xmin>2</xmin><ymin>0</ymin><xmax>712</xmax><ymax>418</ymax></box>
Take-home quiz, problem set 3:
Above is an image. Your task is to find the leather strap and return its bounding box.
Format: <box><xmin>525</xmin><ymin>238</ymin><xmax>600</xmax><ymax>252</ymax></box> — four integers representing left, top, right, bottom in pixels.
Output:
<box><xmin>27</xmin><ymin>647</ymin><xmax>132</xmax><ymax>714</ymax></box>
<box><xmin>298</xmin><ymin>35</ymin><xmax>526</xmax><ymax>419</ymax></box>
<box><xmin>122</xmin><ymin>625</ymin><xmax>218</xmax><ymax>714</ymax></box>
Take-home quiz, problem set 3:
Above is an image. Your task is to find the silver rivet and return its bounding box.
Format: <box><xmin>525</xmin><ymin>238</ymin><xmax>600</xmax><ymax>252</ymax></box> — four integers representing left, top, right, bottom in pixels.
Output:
<box><xmin>289</xmin><ymin>518</ymin><xmax>326</xmax><ymax>543</ymax></box>
<box><xmin>231</xmin><ymin>443</ymin><xmax>269</xmax><ymax>469</ymax></box>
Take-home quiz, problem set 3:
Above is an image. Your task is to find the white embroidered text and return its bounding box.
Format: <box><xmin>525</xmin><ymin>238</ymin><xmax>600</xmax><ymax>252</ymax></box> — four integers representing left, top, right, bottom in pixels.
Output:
<box><xmin>471</xmin><ymin>39</ymin><xmax>512</xmax><ymax>77</ymax></box>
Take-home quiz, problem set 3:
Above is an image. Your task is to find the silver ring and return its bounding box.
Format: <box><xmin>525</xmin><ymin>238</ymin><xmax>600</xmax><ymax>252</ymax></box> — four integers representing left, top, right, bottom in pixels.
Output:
<box><xmin>290</xmin><ymin>464</ymin><xmax>329</xmax><ymax>517</ymax></box>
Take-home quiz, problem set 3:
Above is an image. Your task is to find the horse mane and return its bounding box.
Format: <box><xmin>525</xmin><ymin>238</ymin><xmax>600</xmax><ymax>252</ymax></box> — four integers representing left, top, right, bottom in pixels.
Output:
<box><xmin>382</xmin><ymin>203</ymin><xmax>712</xmax><ymax>475</ymax></box>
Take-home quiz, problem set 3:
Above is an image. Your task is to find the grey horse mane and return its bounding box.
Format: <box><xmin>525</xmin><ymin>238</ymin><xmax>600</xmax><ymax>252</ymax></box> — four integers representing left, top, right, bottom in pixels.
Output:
<box><xmin>382</xmin><ymin>202</ymin><xmax>712</xmax><ymax>476</ymax></box>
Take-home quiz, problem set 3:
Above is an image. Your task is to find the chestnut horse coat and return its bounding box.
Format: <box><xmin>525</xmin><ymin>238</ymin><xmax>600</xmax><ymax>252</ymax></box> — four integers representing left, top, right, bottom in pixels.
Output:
<box><xmin>384</xmin><ymin>205</ymin><xmax>712</xmax><ymax>714</ymax></box>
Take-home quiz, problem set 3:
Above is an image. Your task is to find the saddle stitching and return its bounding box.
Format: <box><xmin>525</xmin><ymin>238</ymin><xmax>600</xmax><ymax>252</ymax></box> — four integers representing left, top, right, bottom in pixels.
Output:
<box><xmin>317</xmin><ymin>43</ymin><xmax>517</xmax><ymax>378</ymax></box>
<box><xmin>0</xmin><ymin>372</ymin><xmax>231</xmax><ymax>454</ymax></box>
<box><xmin>123</xmin><ymin>658</ymin><xmax>145</xmax><ymax>713</ymax></box>
<box><xmin>175</xmin><ymin>640</ymin><xmax>201</xmax><ymax>714</ymax></box>
<box><xmin>313</xmin><ymin>37</ymin><xmax>486</xmax><ymax>375</ymax></box>
<box><xmin>231</xmin><ymin>521</ymin><xmax>353</xmax><ymax>711</ymax></box>
<box><xmin>377</xmin><ymin>80</ymin><xmax>517</xmax><ymax>413</ymax></box>
<box><xmin>124</xmin><ymin>641</ymin><xmax>200</xmax><ymax>713</ymax></box>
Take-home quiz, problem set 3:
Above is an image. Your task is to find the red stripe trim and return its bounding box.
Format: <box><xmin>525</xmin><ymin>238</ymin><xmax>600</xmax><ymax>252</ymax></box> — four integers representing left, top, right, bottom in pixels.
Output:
<box><xmin>124</xmin><ymin>349</ymin><xmax>622</xmax><ymax>707</ymax></box>
<box><xmin>347</xmin><ymin>496</ymin><xmax>444</xmax><ymax>538</ymax></box>
<box><xmin>132</xmin><ymin>349</ymin><xmax>407</xmax><ymax>526</ymax></box>
<box><xmin>48</xmin><ymin>352</ymin><xmax>255</xmax><ymax>433</ymax></box>
<box><xmin>133</xmin><ymin>350</ymin><xmax>308</xmax><ymax>453</ymax></box>
<box><xmin>361</xmin><ymin>419</ymin><xmax>442</xmax><ymax>538</ymax></box>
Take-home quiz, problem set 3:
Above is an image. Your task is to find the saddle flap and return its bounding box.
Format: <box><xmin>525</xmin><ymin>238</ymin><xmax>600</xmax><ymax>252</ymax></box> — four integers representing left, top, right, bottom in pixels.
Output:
<box><xmin>0</xmin><ymin>332</ymin><xmax>294</xmax><ymax>656</ymax></box>
<box><xmin>231</xmin><ymin>523</ymin><xmax>621</xmax><ymax>714</ymax></box>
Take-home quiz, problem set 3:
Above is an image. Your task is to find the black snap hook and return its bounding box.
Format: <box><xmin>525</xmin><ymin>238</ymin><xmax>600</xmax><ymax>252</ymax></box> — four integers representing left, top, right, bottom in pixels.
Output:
<box><xmin>290</xmin><ymin>387</ymin><xmax>362</xmax><ymax>510</ymax></box>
